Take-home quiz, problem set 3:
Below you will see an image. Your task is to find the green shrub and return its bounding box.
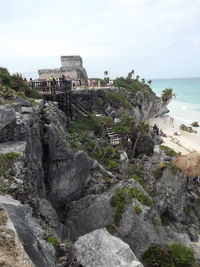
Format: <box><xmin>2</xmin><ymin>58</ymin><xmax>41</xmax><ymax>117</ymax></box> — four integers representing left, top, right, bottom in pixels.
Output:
<box><xmin>152</xmin><ymin>168</ymin><xmax>163</xmax><ymax>180</ymax></box>
<box><xmin>152</xmin><ymin>216</ymin><xmax>160</xmax><ymax>233</ymax></box>
<box><xmin>106</xmin><ymin>90</ymin><xmax>131</xmax><ymax>109</ymax></box>
<box><xmin>110</xmin><ymin>187</ymin><xmax>153</xmax><ymax>226</ymax></box>
<box><xmin>0</xmin><ymin>67</ymin><xmax>12</xmax><ymax>87</ymax></box>
<box><xmin>25</xmin><ymin>89</ymin><xmax>42</xmax><ymax>99</ymax></box>
<box><xmin>47</xmin><ymin>237</ymin><xmax>59</xmax><ymax>249</ymax></box>
<box><xmin>0</xmin><ymin>152</ymin><xmax>20</xmax><ymax>177</ymax></box>
<box><xmin>106</xmin><ymin>160</ymin><xmax>119</xmax><ymax>171</ymax></box>
<box><xmin>142</xmin><ymin>245</ymin><xmax>170</xmax><ymax>266</ymax></box>
<box><xmin>168</xmin><ymin>243</ymin><xmax>196</xmax><ymax>266</ymax></box>
<box><xmin>160</xmin><ymin>145</ymin><xmax>179</xmax><ymax>157</ymax></box>
<box><xmin>142</xmin><ymin>244</ymin><xmax>196</xmax><ymax>267</ymax></box>
<box><xmin>134</xmin><ymin>205</ymin><xmax>142</xmax><ymax>214</ymax></box>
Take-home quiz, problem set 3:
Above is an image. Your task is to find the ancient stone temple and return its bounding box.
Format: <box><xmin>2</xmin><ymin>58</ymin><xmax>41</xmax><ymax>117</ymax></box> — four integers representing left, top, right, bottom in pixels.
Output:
<box><xmin>38</xmin><ymin>55</ymin><xmax>88</xmax><ymax>83</ymax></box>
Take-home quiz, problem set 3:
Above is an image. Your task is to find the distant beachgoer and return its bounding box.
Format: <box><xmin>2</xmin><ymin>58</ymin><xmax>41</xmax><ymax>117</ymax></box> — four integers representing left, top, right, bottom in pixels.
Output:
<box><xmin>28</xmin><ymin>78</ymin><xmax>33</xmax><ymax>88</ymax></box>
<box><xmin>174</xmin><ymin>132</ymin><xmax>179</xmax><ymax>136</ymax></box>
<box><xmin>160</xmin><ymin>129</ymin><xmax>167</xmax><ymax>137</ymax></box>
<box><xmin>153</xmin><ymin>124</ymin><xmax>159</xmax><ymax>135</ymax></box>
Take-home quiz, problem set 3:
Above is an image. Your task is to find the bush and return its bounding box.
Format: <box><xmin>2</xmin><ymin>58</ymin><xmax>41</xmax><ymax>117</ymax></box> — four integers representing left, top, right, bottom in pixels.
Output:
<box><xmin>106</xmin><ymin>90</ymin><xmax>131</xmax><ymax>109</ymax></box>
<box><xmin>168</xmin><ymin>243</ymin><xmax>196</xmax><ymax>266</ymax></box>
<box><xmin>152</xmin><ymin>168</ymin><xmax>163</xmax><ymax>180</ymax></box>
<box><xmin>0</xmin><ymin>67</ymin><xmax>12</xmax><ymax>87</ymax></box>
<box><xmin>110</xmin><ymin>187</ymin><xmax>153</xmax><ymax>226</ymax></box>
<box><xmin>142</xmin><ymin>244</ymin><xmax>196</xmax><ymax>267</ymax></box>
<box><xmin>134</xmin><ymin>205</ymin><xmax>142</xmax><ymax>214</ymax></box>
<box><xmin>0</xmin><ymin>152</ymin><xmax>20</xmax><ymax>177</ymax></box>
<box><xmin>160</xmin><ymin>145</ymin><xmax>179</xmax><ymax>157</ymax></box>
<box><xmin>25</xmin><ymin>88</ymin><xmax>42</xmax><ymax>99</ymax></box>
<box><xmin>47</xmin><ymin>237</ymin><xmax>59</xmax><ymax>249</ymax></box>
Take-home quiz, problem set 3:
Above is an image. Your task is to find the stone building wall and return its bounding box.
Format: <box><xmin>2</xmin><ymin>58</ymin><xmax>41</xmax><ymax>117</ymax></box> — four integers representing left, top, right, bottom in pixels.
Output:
<box><xmin>38</xmin><ymin>56</ymin><xmax>88</xmax><ymax>83</ymax></box>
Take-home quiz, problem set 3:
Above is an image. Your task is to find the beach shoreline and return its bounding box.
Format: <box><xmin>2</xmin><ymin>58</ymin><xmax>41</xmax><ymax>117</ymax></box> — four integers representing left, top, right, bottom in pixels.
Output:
<box><xmin>150</xmin><ymin>115</ymin><xmax>200</xmax><ymax>155</ymax></box>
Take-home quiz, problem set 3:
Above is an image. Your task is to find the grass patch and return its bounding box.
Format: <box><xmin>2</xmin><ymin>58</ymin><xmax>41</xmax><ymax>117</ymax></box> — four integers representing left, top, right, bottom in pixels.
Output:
<box><xmin>142</xmin><ymin>243</ymin><xmax>196</xmax><ymax>267</ymax></box>
<box><xmin>47</xmin><ymin>237</ymin><xmax>59</xmax><ymax>249</ymax></box>
<box><xmin>134</xmin><ymin>205</ymin><xmax>142</xmax><ymax>214</ymax></box>
<box><xmin>152</xmin><ymin>168</ymin><xmax>163</xmax><ymax>180</ymax></box>
<box><xmin>160</xmin><ymin>145</ymin><xmax>180</xmax><ymax>157</ymax></box>
<box><xmin>0</xmin><ymin>152</ymin><xmax>20</xmax><ymax>177</ymax></box>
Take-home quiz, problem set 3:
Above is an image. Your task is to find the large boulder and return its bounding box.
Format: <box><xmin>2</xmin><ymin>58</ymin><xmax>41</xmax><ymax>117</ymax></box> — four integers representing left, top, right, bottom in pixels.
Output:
<box><xmin>191</xmin><ymin>121</ymin><xmax>199</xmax><ymax>127</ymax></box>
<box><xmin>74</xmin><ymin>228</ymin><xmax>143</xmax><ymax>267</ymax></box>
<box><xmin>179</xmin><ymin>124</ymin><xmax>195</xmax><ymax>133</ymax></box>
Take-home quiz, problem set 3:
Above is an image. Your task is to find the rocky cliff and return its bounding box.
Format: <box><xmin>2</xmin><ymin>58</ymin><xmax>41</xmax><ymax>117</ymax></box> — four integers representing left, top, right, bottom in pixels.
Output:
<box><xmin>0</xmin><ymin>85</ymin><xmax>199</xmax><ymax>266</ymax></box>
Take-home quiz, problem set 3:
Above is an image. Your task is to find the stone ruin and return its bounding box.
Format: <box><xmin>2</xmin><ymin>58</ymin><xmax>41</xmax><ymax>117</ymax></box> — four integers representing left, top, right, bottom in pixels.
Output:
<box><xmin>38</xmin><ymin>56</ymin><xmax>88</xmax><ymax>83</ymax></box>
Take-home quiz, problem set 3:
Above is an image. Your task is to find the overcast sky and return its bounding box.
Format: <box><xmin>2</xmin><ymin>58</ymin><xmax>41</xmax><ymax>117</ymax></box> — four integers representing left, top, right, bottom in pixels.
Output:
<box><xmin>0</xmin><ymin>0</ymin><xmax>200</xmax><ymax>79</ymax></box>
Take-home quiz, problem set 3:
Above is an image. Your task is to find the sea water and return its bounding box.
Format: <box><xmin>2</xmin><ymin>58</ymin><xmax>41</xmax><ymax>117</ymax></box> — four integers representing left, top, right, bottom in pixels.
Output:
<box><xmin>152</xmin><ymin>77</ymin><xmax>200</xmax><ymax>133</ymax></box>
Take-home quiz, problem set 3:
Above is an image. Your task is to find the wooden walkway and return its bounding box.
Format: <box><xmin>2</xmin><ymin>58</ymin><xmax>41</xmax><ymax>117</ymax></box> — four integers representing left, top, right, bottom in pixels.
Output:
<box><xmin>31</xmin><ymin>80</ymin><xmax>72</xmax><ymax>94</ymax></box>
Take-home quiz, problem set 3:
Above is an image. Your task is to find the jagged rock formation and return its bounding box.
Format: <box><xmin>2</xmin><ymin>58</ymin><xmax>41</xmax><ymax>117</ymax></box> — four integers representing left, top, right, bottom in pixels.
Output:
<box><xmin>65</xmin><ymin>179</ymin><xmax>166</xmax><ymax>257</ymax></box>
<box><xmin>74</xmin><ymin>228</ymin><xmax>143</xmax><ymax>267</ymax></box>
<box><xmin>0</xmin><ymin>195</ymin><xmax>56</xmax><ymax>267</ymax></box>
<box><xmin>0</xmin><ymin>84</ymin><xmax>200</xmax><ymax>266</ymax></box>
<box><xmin>71</xmin><ymin>87</ymin><xmax>168</xmax><ymax>123</ymax></box>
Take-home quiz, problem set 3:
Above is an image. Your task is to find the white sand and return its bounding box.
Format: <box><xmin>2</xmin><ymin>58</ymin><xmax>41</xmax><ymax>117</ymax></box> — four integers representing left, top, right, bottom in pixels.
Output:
<box><xmin>150</xmin><ymin>116</ymin><xmax>200</xmax><ymax>155</ymax></box>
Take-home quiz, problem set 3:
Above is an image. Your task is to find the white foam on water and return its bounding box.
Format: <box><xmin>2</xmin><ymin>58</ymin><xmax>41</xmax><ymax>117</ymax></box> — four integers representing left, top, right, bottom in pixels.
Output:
<box><xmin>167</xmin><ymin>100</ymin><xmax>200</xmax><ymax>135</ymax></box>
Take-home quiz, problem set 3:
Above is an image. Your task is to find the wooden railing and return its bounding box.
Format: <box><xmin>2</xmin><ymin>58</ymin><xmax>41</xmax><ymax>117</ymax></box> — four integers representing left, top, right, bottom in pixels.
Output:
<box><xmin>31</xmin><ymin>80</ymin><xmax>72</xmax><ymax>94</ymax></box>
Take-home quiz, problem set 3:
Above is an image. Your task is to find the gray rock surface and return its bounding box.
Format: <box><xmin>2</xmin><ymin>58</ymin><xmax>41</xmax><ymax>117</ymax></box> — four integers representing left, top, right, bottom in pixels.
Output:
<box><xmin>0</xmin><ymin>105</ymin><xmax>16</xmax><ymax>142</ymax></box>
<box><xmin>42</xmin><ymin>104</ymin><xmax>93</xmax><ymax>209</ymax></box>
<box><xmin>74</xmin><ymin>228</ymin><xmax>143</xmax><ymax>267</ymax></box>
<box><xmin>66</xmin><ymin>180</ymin><xmax>166</xmax><ymax>257</ymax></box>
<box><xmin>0</xmin><ymin>195</ymin><xmax>56</xmax><ymax>267</ymax></box>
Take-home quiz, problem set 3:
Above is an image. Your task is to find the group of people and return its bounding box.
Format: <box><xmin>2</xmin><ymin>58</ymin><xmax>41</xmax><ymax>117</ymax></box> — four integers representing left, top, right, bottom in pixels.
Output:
<box><xmin>29</xmin><ymin>75</ymin><xmax>85</xmax><ymax>93</ymax></box>
<box><xmin>153</xmin><ymin>124</ymin><xmax>167</xmax><ymax>137</ymax></box>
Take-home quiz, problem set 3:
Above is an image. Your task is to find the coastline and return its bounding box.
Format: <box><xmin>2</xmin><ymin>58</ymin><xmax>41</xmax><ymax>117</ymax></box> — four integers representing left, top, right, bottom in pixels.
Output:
<box><xmin>150</xmin><ymin>115</ymin><xmax>200</xmax><ymax>155</ymax></box>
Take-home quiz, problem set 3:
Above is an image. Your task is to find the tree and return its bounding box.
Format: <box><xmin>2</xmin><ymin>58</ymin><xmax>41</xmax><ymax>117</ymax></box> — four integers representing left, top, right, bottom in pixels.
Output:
<box><xmin>161</xmin><ymin>88</ymin><xmax>175</xmax><ymax>104</ymax></box>
<box><xmin>136</xmin><ymin>75</ymin><xmax>139</xmax><ymax>81</ymax></box>
<box><xmin>104</xmin><ymin>71</ymin><xmax>108</xmax><ymax>77</ymax></box>
<box><xmin>0</xmin><ymin>67</ymin><xmax>12</xmax><ymax>87</ymax></box>
<box><xmin>148</xmin><ymin>80</ymin><xmax>152</xmax><ymax>85</ymax></box>
<box><xmin>132</xmin><ymin>121</ymin><xmax>149</xmax><ymax>157</ymax></box>
<box><xmin>127</xmin><ymin>70</ymin><xmax>134</xmax><ymax>79</ymax></box>
<box><xmin>141</xmin><ymin>78</ymin><xmax>145</xmax><ymax>83</ymax></box>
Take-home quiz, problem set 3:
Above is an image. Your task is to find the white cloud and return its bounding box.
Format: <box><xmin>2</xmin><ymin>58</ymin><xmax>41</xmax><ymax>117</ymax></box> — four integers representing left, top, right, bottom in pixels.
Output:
<box><xmin>0</xmin><ymin>0</ymin><xmax>200</xmax><ymax>78</ymax></box>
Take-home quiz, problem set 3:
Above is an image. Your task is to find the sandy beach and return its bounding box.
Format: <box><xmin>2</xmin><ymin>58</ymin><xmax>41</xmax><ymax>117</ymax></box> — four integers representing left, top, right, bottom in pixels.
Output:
<box><xmin>150</xmin><ymin>116</ymin><xmax>200</xmax><ymax>155</ymax></box>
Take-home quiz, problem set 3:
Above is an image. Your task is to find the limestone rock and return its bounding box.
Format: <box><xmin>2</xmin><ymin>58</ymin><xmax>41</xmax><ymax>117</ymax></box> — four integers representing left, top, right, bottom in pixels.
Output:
<box><xmin>66</xmin><ymin>180</ymin><xmax>166</xmax><ymax>257</ymax></box>
<box><xmin>179</xmin><ymin>124</ymin><xmax>195</xmax><ymax>133</ymax></box>
<box><xmin>0</xmin><ymin>195</ymin><xmax>56</xmax><ymax>267</ymax></box>
<box><xmin>74</xmin><ymin>228</ymin><xmax>143</xmax><ymax>267</ymax></box>
<box><xmin>191</xmin><ymin>121</ymin><xmax>199</xmax><ymax>127</ymax></box>
<box><xmin>42</xmin><ymin>104</ymin><xmax>93</xmax><ymax>209</ymax></box>
<box><xmin>0</xmin><ymin>105</ymin><xmax>16</xmax><ymax>142</ymax></box>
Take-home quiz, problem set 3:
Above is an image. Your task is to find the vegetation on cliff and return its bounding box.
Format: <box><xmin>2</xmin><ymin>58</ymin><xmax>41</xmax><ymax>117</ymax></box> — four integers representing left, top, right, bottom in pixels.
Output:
<box><xmin>0</xmin><ymin>67</ymin><xmax>42</xmax><ymax>101</ymax></box>
<box><xmin>143</xmin><ymin>243</ymin><xmax>196</xmax><ymax>267</ymax></box>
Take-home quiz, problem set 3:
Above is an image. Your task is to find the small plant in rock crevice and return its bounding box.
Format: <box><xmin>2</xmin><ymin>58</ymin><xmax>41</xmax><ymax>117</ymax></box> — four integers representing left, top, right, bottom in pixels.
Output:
<box><xmin>110</xmin><ymin>187</ymin><xmax>153</xmax><ymax>226</ymax></box>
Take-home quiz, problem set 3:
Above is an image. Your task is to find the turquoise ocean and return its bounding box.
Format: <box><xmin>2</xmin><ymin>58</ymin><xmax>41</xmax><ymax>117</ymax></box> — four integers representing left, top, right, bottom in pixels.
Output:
<box><xmin>152</xmin><ymin>78</ymin><xmax>200</xmax><ymax>130</ymax></box>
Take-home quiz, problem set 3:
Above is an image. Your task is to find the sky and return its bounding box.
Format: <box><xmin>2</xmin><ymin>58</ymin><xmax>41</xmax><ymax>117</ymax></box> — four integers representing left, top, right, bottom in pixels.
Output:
<box><xmin>0</xmin><ymin>0</ymin><xmax>200</xmax><ymax>79</ymax></box>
